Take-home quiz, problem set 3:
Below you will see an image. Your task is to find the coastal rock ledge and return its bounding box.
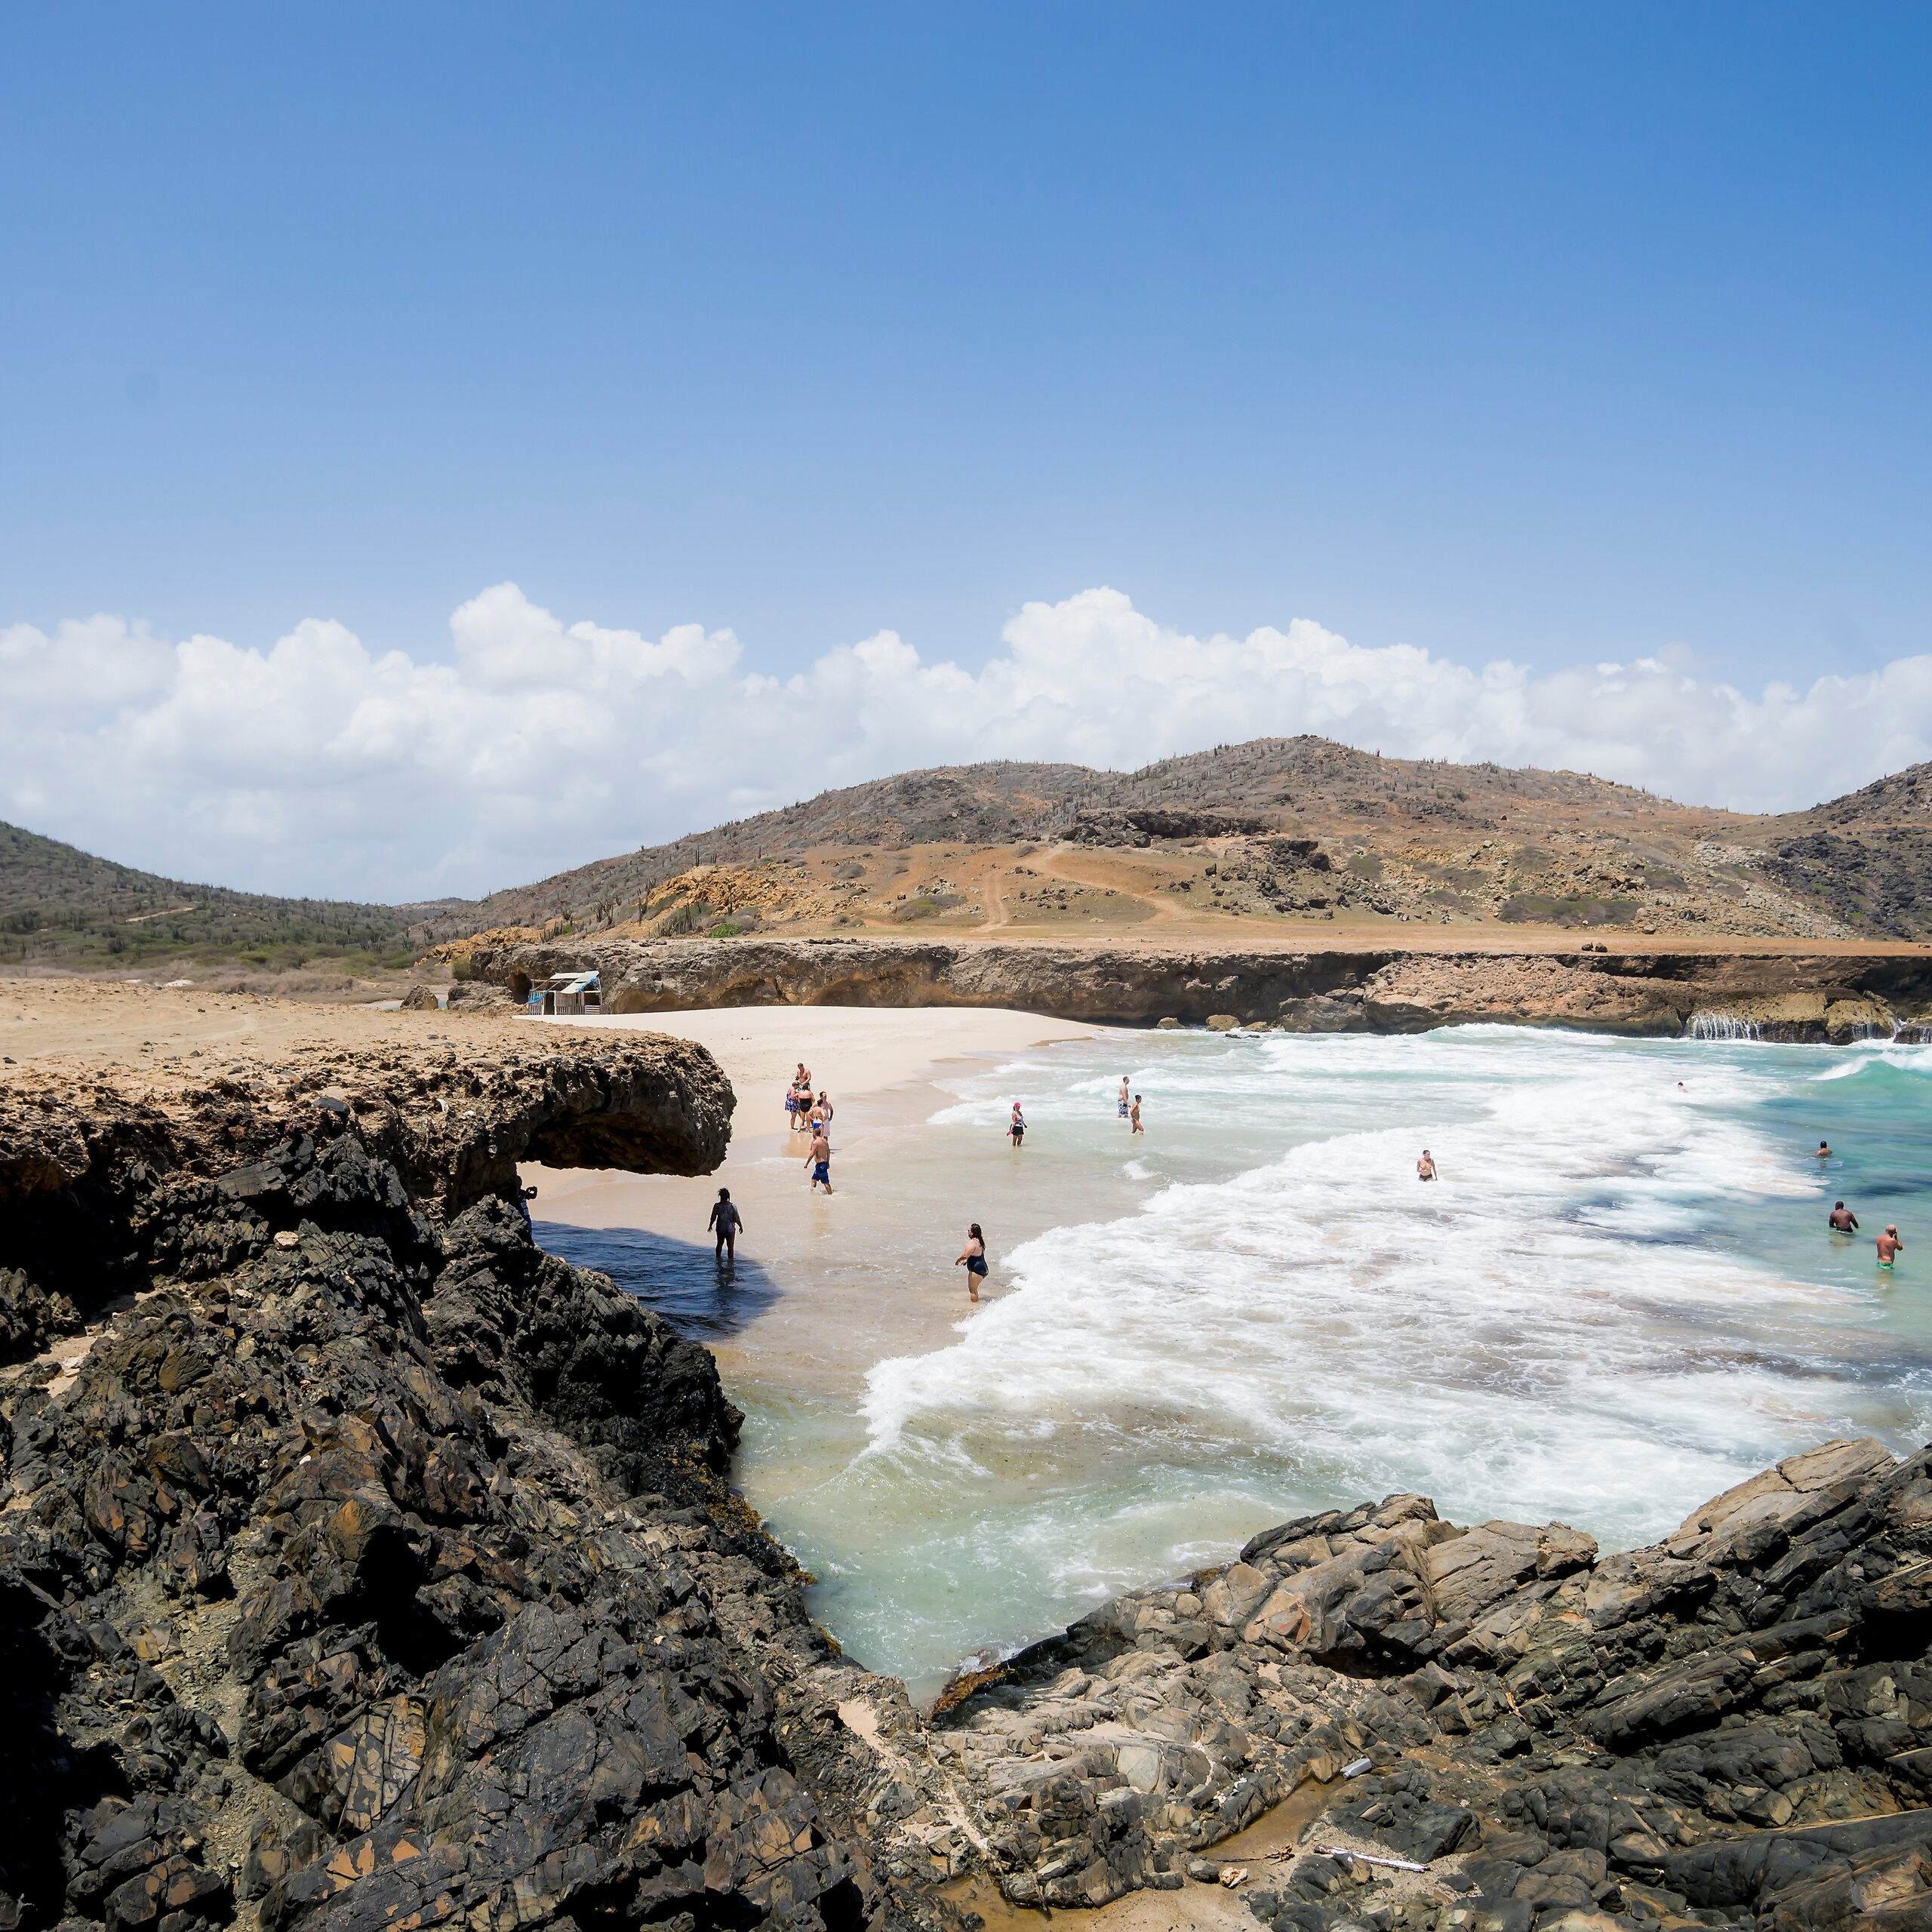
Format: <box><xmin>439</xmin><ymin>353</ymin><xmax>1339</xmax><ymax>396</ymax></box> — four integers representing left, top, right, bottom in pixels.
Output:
<box><xmin>7</xmin><ymin>1040</ymin><xmax>1932</xmax><ymax>1932</ymax></box>
<box><xmin>470</xmin><ymin>935</ymin><xmax>1932</xmax><ymax>1042</ymax></box>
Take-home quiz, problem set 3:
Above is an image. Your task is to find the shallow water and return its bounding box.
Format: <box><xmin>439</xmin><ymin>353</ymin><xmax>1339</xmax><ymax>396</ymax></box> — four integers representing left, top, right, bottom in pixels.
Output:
<box><xmin>543</xmin><ymin>1027</ymin><xmax>1932</xmax><ymax>1702</ymax></box>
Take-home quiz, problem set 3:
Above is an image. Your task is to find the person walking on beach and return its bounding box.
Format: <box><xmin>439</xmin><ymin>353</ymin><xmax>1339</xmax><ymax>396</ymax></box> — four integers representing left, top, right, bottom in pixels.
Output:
<box><xmin>804</xmin><ymin>1123</ymin><xmax>834</xmax><ymax>1194</ymax></box>
<box><xmin>1829</xmin><ymin>1202</ymin><xmax>1860</xmax><ymax>1234</ymax></box>
<box><xmin>1878</xmin><ymin>1225</ymin><xmax>1904</xmax><ymax>1269</ymax></box>
<box><xmin>1118</xmin><ymin>1077</ymin><xmax>1131</xmax><ymax>1121</ymax></box>
<box><xmin>1417</xmin><ymin>1149</ymin><xmax>1438</xmax><ymax>1181</ymax></box>
<box><xmin>708</xmin><ymin>1187</ymin><xmax>744</xmax><ymax>1263</ymax></box>
<box><xmin>1009</xmin><ymin>1101</ymin><xmax>1026</xmax><ymax>1147</ymax></box>
<box><xmin>955</xmin><ymin>1223</ymin><xmax>989</xmax><ymax>1303</ymax></box>
<box><xmin>1130</xmin><ymin>1094</ymin><xmax>1143</xmax><ymax>1135</ymax></box>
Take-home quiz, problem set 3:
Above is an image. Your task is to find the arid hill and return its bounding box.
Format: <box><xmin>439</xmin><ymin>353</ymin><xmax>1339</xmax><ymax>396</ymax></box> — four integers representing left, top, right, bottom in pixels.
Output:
<box><xmin>456</xmin><ymin>738</ymin><xmax>1932</xmax><ymax>946</ymax></box>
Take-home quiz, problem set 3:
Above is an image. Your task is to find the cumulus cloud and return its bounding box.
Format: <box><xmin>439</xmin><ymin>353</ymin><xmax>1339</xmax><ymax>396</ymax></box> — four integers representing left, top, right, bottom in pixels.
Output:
<box><xmin>3</xmin><ymin>583</ymin><xmax>1928</xmax><ymax>902</ymax></box>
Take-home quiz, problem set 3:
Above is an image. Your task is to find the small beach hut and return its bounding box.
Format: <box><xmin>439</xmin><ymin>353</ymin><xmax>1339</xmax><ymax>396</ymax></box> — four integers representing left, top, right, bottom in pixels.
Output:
<box><xmin>530</xmin><ymin>970</ymin><xmax>601</xmax><ymax>1016</ymax></box>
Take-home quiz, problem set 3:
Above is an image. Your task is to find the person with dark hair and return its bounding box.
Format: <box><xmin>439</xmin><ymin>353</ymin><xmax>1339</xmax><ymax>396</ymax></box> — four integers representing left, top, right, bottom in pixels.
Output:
<box><xmin>708</xmin><ymin>1186</ymin><xmax>743</xmax><ymax>1262</ymax></box>
<box><xmin>1009</xmin><ymin>1101</ymin><xmax>1026</xmax><ymax>1147</ymax></box>
<box><xmin>1829</xmin><ymin>1201</ymin><xmax>1859</xmax><ymax>1234</ymax></box>
<box><xmin>955</xmin><ymin>1223</ymin><xmax>989</xmax><ymax>1303</ymax></box>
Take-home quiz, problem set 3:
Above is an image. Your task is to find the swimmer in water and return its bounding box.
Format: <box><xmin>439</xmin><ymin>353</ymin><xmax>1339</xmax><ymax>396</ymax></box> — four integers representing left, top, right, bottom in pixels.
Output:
<box><xmin>955</xmin><ymin>1223</ymin><xmax>989</xmax><ymax>1303</ymax></box>
<box><xmin>1877</xmin><ymin>1225</ymin><xmax>1904</xmax><ymax>1269</ymax></box>
<box><xmin>1829</xmin><ymin>1201</ymin><xmax>1860</xmax><ymax>1234</ymax></box>
<box><xmin>1417</xmin><ymin>1149</ymin><xmax>1438</xmax><ymax>1182</ymax></box>
<box><xmin>1816</xmin><ymin>1140</ymin><xmax>1832</xmax><ymax>1159</ymax></box>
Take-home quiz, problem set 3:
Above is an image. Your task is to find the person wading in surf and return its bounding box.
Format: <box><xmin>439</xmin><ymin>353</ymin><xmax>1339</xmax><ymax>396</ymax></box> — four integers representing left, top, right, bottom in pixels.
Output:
<box><xmin>1878</xmin><ymin>1225</ymin><xmax>1904</xmax><ymax>1269</ymax></box>
<box><xmin>708</xmin><ymin>1187</ymin><xmax>744</xmax><ymax>1263</ymax></box>
<box><xmin>804</xmin><ymin>1124</ymin><xmax>833</xmax><ymax>1194</ymax></box>
<box><xmin>955</xmin><ymin>1223</ymin><xmax>989</xmax><ymax>1303</ymax></box>
<box><xmin>1417</xmin><ymin>1149</ymin><xmax>1438</xmax><ymax>1181</ymax></box>
<box><xmin>1829</xmin><ymin>1202</ymin><xmax>1859</xmax><ymax>1234</ymax></box>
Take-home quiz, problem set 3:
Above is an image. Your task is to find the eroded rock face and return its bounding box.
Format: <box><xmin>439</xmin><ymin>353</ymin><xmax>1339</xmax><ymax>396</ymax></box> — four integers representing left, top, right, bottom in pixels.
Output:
<box><xmin>0</xmin><ymin>1032</ymin><xmax>731</xmax><ymax>1345</ymax></box>
<box><xmin>0</xmin><ymin>1045</ymin><xmax>893</xmax><ymax>1932</ymax></box>
<box><xmin>465</xmin><ymin>937</ymin><xmax>1932</xmax><ymax>1041</ymax></box>
<box><xmin>875</xmin><ymin>1437</ymin><xmax>1932</xmax><ymax>1932</ymax></box>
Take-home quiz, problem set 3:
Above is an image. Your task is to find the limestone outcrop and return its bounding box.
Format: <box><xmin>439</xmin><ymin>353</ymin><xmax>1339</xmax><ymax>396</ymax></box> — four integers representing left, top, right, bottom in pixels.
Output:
<box><xmin>462</xmin><ymin>935</ymin><xmax>1932</xmax><ymax>1042</ymax></box>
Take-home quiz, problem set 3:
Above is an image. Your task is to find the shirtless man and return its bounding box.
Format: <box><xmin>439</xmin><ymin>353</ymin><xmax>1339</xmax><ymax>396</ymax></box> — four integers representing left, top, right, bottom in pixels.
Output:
<box><xmin>1829</xmin><ymin>1201</ymin><xmax>1860</xmax><ymax>1234</ymax></box>
<box><xmin>1816</xmin><ymin>1140</ymin><xmax>1832</xmax><ymax>1160</ymax></box>
<box><xmin>1877</xmin><ymin>1225</ymin><xmax>1904</xmax><ymax>1269</ymax></box>
<box><xmin>1417</xmin><ymin>1149</ymin><xmax>1438</xmax><ymax>1181</ymax></box>
<box><xmin>1118</xmin><ymin>1077</ymin><xmax>1131</xmax><ymax>1121</ymax></box>
<box><xmin>804</xmin><ymin>1124</ymin><xmax>834</xmax><ymax>1194</ymax></box>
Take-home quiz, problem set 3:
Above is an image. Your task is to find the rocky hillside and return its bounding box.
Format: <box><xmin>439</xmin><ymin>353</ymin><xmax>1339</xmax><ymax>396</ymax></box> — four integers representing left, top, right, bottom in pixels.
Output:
<box><xmin>8</xmin><ymin>1028</ymin><xmax>1932</xmax><ymax>1932</ymax></box>
<box><xmin>455</xmin><ymin>740</ymin><xmax>1932</xmax><ymax>944</ymax></box>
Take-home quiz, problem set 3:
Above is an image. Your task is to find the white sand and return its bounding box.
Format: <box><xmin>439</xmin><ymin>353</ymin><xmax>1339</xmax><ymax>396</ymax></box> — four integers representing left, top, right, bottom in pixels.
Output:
<box><xmin>533</xmin><ymin>1004</ymin><xmax>1096</xmax><ymax>1113</ymax></box>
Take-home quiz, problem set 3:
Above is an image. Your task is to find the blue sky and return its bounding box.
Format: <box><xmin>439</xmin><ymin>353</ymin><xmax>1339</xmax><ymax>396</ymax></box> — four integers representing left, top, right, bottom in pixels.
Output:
<box><xmin>5</xmin><ymin>7</ymin><xmax>1932</xmax><ymax>894</ymax></box>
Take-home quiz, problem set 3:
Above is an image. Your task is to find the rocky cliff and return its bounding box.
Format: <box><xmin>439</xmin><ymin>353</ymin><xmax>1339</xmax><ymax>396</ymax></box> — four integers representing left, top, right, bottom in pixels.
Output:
<box><xmin>0</xmin><ymin>1035</ymin><xmax>907</xmax><ymax>1932</ymax></box>
<box><xmin>11</xmin><ymin>1035</ymin><xmax>1932</xmax><ymax>1932</ymax></box>
<box><xmin>471</xmin><ymin>936</ymin><xmax>1932</xmax><ymax>1042</ymax></box>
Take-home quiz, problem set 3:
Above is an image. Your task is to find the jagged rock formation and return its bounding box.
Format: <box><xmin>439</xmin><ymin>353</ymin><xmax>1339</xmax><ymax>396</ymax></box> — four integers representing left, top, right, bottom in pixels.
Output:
<box><xmin>0</xmin><ymin>1039</ymin><xmax>901</xmax><ymax>1932</ymax></box>
<box><xmin>466</xmin><ymin>935</ymin><xmax>1932</xmax><ymax>1043</ymax></box>
<box><xmin>872</xmin><ymin>1437</ymin><xmax>1932</xmax><ymax>1932</ymax></box>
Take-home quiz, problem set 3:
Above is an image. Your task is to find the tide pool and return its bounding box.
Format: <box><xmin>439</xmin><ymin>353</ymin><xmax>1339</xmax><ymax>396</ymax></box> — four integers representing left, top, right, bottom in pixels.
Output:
<box><xmin>542</xmin><ymin>1027</ymin><xmax>1932</xmax><ymax>1702</ymax></box>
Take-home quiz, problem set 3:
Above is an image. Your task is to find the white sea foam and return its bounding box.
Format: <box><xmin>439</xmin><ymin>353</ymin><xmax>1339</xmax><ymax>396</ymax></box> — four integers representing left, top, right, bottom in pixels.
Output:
<box><xmin>863</xmin><ymin>1028</ymin><xmax>1899</xmax><ymax>1544</ymax></box>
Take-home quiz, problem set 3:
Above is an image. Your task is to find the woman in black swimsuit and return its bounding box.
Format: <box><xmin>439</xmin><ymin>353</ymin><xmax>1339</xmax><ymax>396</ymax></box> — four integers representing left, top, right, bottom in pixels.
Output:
<box><xmin>955</xmin><ymin>1223</ymin><xmax>989</xmax><ymax>1303</ymax></box>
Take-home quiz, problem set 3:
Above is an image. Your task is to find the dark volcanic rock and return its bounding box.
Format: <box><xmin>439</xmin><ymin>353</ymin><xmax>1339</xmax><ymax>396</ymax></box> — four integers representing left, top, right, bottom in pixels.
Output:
<box><xmin>0</xmin><ymin>1042</ymin><xmax>891</xmax><ymax>1932</ymax></box>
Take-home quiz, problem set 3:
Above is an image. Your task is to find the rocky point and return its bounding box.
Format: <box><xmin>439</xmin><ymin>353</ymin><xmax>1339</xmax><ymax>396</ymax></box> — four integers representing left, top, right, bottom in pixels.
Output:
<box><xmin>6</xmin><ymin>1024</ymin><xmax>1932</xmax><ymax>1932</ymax></box>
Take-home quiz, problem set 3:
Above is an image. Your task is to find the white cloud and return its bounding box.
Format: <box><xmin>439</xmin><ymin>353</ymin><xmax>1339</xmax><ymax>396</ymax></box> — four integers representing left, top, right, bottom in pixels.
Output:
<box><xmin>2</xmin><ymin>582</ymin><xmax>1927</xmax><ymax>902</ymax></box>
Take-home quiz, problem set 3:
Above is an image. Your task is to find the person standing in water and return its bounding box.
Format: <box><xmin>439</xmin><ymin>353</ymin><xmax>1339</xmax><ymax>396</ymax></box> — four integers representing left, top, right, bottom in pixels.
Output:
<box><xmin>1130</xmin><ymin>1094</ymin><xmax>1143</xmax><ymax>1135</ymax></box>
<box><xmin>815</xmin><ymin>1091</ymin><xmax>834</xmax><ymax>1144</ymax></box>
<box><xmin>1829</xmin><ymin>1202</ymin><xmax>1860</xmax><ymax>1234</ymax></box>
<box><xmin>955</xmin><ymin>1223</ymin><xmax>989</xmax><ymax>1302</ymax></box>
<box><xmin>708</xmin><ymin>1187</ymin><xmax>744</xmax><ymax>1262</ymax></box>
<box><xmin>1009</xmin><ymin>1102</ymin><xmax>1026</xmax><ymax>1147</ymax></box>
<box><xmin>1118</xmin><ymin>1077</ymin><xmax>1131</xmax><ymax>1121</ymax></box>
<box><xmin>1417</xmin><ymin>1149</ymin><xmax>1438</xmax><ymax>1181</ymax></box>
<box><xmin>1816</xmin><ymin>1140</ymin><xmax>1833</xmax><ymax>1160</ymax></box>
<box><xmin>1878</xmin><ymin>1225</ymin><xmax>1904</xmax><ymax>1269</ymax></box>
<box><xmin>804</xmin><ymin>1123</ymin><xmax>833</xmax><ymax>1194</ymax></box>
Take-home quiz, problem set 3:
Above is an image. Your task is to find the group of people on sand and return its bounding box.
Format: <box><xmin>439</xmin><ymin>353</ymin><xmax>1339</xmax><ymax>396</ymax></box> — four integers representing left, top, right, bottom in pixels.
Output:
<box><xmin>1817</xmin><ymin>1140</ymin><xmax>1906</xmax><ymax>1271</ymax></box>
<box><xmin>784</xmin><ymin>1061</ymin><xmax>835</xmax><ymax>1195</ymax></box>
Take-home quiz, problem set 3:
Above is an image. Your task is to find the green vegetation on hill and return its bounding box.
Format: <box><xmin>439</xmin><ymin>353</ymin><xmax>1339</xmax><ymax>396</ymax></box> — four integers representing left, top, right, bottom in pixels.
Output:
<box><xmin>0</xmin><ymin>822</ymin><xmax>432</xmax><ymax>974</ymax></box>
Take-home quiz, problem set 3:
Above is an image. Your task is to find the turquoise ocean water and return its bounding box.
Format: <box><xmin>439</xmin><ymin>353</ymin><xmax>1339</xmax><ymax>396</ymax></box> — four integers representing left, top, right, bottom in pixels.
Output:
<box><xmin>549</xmin><ymin>1028</ymin><xmax>1932</xmax><ymax>1701</ymax></box>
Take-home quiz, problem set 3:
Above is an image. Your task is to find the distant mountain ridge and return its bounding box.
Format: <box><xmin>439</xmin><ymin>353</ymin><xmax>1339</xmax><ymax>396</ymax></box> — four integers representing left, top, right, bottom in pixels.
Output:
<box><xmin>0</xmin><ymin>821</ymin><xmax>438</xmax><ymax>974</ymax></box>
<box><xmin>8</xmin><ymin>736</ymin><xmax>1932</xmax><ymax>964</ymax></box>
